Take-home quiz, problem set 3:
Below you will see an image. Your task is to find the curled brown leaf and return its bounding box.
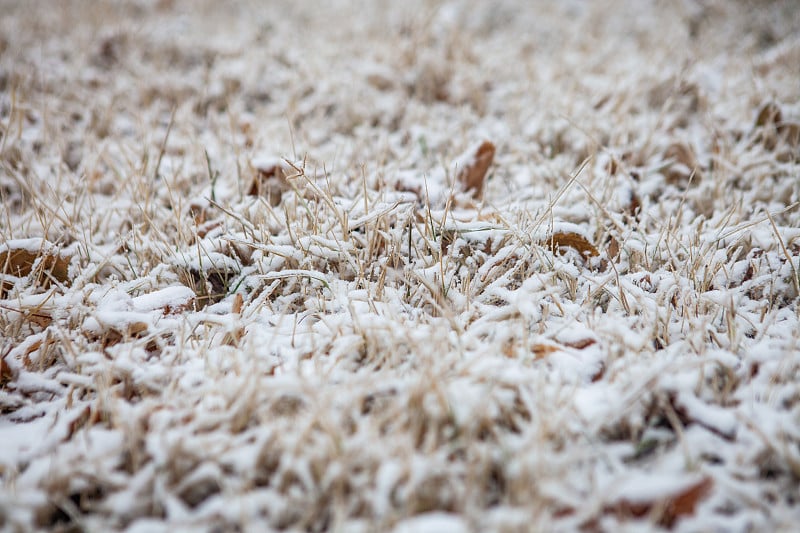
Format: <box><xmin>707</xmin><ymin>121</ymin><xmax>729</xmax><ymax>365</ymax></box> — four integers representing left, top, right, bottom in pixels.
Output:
<box><xmin>544</xmin><ymin>232</ymin><xmax>599</xmax><ymax>258</ymax></box>
<box><xmin>456</xmin><ymin>141</ymin><xmax>495</xmax><ymax>197</ymax></box>
<box><xmin>248</xmin><ymin>157</ymin><xmax>291</xmax><ymax>205</ymax></box>
<box><xmin>0</xmin><ymin>245</ymin><xmax>71</xmax><ymax>286</ymax></box>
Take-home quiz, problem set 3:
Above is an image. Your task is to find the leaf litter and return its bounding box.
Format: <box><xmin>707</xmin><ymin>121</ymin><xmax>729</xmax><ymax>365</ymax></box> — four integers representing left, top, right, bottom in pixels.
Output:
<box><xmin>0</xmin><ymin>0</ymin><xmax>799</xmax><ymax>531</ymax></box>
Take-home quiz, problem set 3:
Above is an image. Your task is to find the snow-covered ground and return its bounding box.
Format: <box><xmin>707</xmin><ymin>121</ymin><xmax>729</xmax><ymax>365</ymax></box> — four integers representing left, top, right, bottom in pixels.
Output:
<box><xmin>1</xmin><ymin>0</ymin><xmax>799</xmax><ymax>531</ymax></box>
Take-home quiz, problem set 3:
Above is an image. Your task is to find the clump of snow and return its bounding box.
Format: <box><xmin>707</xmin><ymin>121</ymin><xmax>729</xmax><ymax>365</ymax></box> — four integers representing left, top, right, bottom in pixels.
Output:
<box><xmin>392</xmin><ymin>512</ymin><xmax>469</xmax><ymax>533</ymax></box>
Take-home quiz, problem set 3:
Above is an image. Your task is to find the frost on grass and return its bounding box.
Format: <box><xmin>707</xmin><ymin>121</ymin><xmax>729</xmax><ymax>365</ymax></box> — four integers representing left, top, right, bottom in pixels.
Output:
<box><xmin>1</xmin><ymin>0</ymin><xmax>799</xmax><ymax>531</ymax></box>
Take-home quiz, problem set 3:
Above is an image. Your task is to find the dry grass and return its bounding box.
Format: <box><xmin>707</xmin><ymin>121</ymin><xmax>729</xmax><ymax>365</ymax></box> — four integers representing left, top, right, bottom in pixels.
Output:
<box><xmin>1</xmin><ymin>0</ymin><xmax>799</xmax><ymax>531</ymax></box>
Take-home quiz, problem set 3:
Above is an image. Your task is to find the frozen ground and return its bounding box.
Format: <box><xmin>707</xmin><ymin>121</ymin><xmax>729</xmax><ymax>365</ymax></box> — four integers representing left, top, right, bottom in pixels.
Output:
<box><xmin>1</xmin><ymin>0</ymin><xmax>799</xmax><ymax>531</ymax></box>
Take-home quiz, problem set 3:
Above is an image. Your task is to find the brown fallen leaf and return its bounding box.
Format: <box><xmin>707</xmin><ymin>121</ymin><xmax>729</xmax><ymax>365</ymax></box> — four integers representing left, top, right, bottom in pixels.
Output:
<box><xmin>221</xmin><ymin>293</ymin><xmax>245</xmax><ymax>347</ymax></box>
<box><xmin>127</xmin><ymin>321</ymin><xmax>149</xmax><ymax>337</ymax></box>
<box><xmin>606</xmin><ymin>156</ymin><xmax>619</xmax><ymax>175</ymax></box>
<box><xmin>196</xmin><ymin>220</ymin><xmax>224</xmax><ymax>240</ymax></box>
<box><xmin>0</xmin><ymin>244</ymin><xmax>71</xmax><ymax>286</ymax></box>
<box><xmin>23</xmin><ymin>339</ymin><xmax>44</xmax><ymax>361</ymax></box>
<box><xmin>562</xmin><ymin>337</ymin><xmax>597</xmax><ymax>350</ymax></box>
<box><xmin>188</xmin><ymin>200</ymin><xmax>211</xmax><ymax>225</ymax></box>
<box><xmin>544</xmin><ymin>232</ymin><xmax>599</xmax><ymax>258</ymax></box>
<box><xmin>163</xmin><ymin>297</ymin><xmax>196</xmax><ymax>315</ymax></box>
<box><xmin>604</xmin><ymin>476</ymin><xmax>713</xmax><ymax>528</ymax></box>
<box><xmin>607</xmin><ymin>236</ymin><xmax>621</xmax><ymax>262</ymax></box>
<box><xmin>532</xmin><ymin>343</ymin><xmax>560</xmax><ymax>359</ymax></box>
<box><xmin>590</xmin><ymin>362</ymin><xmax>606</xmax><ymax>382</ymax></box>
<box><xmin>27</xmin><ymin>312</ymin><xmax>53</xmax><ymax>328</ymax></box>
<box><xmin>64</xmin><ymin>405</ymin><xmax>92</xmax><ymax>441</ymax></box>
<box><xmin>0</xmin><ymin>278</ymin><xmax>16</xmax><ymax>298</ymax></box>
<box><xmin>232</xmin><ymin>292</ymin><xmax>243</xmax><ymax>314</ymax></box>
<box><xmin>222</xmin><ymin>327</ymin><xmax>245</xmax><ymax>347</ymax></box>
<box><xmin>0</xmin><ymin>356</ymin><xmax>14</xmax><ymax>386</ymax></box>
<box><xmin>180</xmin><ymin>266</ymin><xmax>239</xmax><ymax>309</ymax></box>
<box><xmin>248</xmin><ymin>156</ymin><xmax>292</xmax><ymax>205</ymax></box>
<box><xmin>752</xmin><ymin>102</ymin><xmax>798</xmax><ymax>154</ymax></box>
<box><xmin>456</xmin><ymin>140</ymin><xmax>495</xmax><ymax>197</ymax></box>
<box><xmin>626</xmin><ymin>189</ymin><xmax>641</xmax><ymax>218</ymax></box>
<box><xmin>0</xmin><ymin>302</ymin><xmax>54</xmax><ymax>329</ymax></box>
<box><xmin>532</xmin><ymin>337</ymin><xmax>596</xmax><ymax>360</ymax></box>
<box><xmin>755</xmin><ymin>102</ymin><xmax>782</xmax><ymax>128</ymax></box>
<box><xmin>663</xmin><ymin>142</ymin><xmax>699</xmax><ymax>184</ymax></box>
<box><xmin>97</xmin><ymin>321</ymin><xmax>150</xmax><ymax>349</ymax></box>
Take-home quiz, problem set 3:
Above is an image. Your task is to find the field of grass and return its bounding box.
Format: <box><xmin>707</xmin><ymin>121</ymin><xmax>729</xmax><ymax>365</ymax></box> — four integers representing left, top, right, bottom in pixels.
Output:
<box><xmin>1</xmin><ymin>0</ymin><xmax>799</xmax><ymax>531</ymax></box>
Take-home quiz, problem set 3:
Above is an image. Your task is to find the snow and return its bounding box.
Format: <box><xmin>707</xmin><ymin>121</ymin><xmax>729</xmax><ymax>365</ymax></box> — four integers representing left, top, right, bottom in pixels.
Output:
<box><xmin>675</xmin><ymin>391</ymin><xmax>739</xmax><ymax>440</ymax></box>
<box><xmin>130</xmin><ymin>286</ymin><xmax>195</xmax><ymax>313</ymax></box>
<box><xmin>606</xmin><ymin>472</ymin><xmax>708</xmax><ymax>505</ymax></box>
<box><xmin>1</xmin><ymin>0</ymin><xmax>799</xmax><ymax>531</ymax></box>
<box><xmin>392</xmin><ymin>512</ymin><xmax>469</xmax><ymax>533</ymax></box>
<box><xmin>0</xmin><ymin>416</ymin><xmax>53</xmax><ymax>468</ymax></box>
<box><xmin>0</xmin><ymin>238</ymin><xmax>51</xmax><ymax>254</ymax></box>
<box><xmin>250</xmin><ymin>155</ymin><xmax>291</xmax><ymax>173</ymax></box>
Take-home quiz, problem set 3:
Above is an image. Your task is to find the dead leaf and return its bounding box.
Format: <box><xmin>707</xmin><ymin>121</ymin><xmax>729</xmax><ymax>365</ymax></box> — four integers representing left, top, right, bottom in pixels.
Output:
<box><xmin>196</xmin><ymin>220</ymin><xmax>223</xmax><ymax>239</ymax></box>
<box><xmin>64</xmin><ymin>405</ymin><xmax>92</xmax><ymax>441</ymax></box>
<box><xmin>23</xmin><ymin>339</ymin><xmax>44</xmax><ymax>359</ymax></box>
<box><xmin>606</xmin><ymin>156</ymin><xmax>619</xmax><ymax>175</ymax></box>
<box><xmin>163</xmin><ymin>296</ymin><xmax>196</xmax><ymax>315</ymax></box>
<box><xmin>127</xmin><ymin>321</ymin><xmax>149</xmax><ymax>337</ymax></box>
<box><xmin>96</xmin><ymin>321</ymin><xmax>150</xmax><ymax>348</ymax></box>
<box><xmin>0</xmin><ymin>278</ymin><xmax>14</xmax><ymax>298</ymax></box>
<box><xmin>562</xmin><ymin>338</ymin><xmax>597</xmax><ymax>350</ymax></box>
<box><xmin>590</xmin><ymin>362</ymin><xmax>606</xmax><ymax>382</ymax></box>
<box><xmin>0</xmin><ymin>357</ymin><xmax>14</xmax><ymax>386</ymax></box>
<box><xmin>188</xmin><ymin>200</ymin><xmax>211</xmax><ymax>225</ymax></box>
<box><xmin>456</xmin><ymin>141</ymin><xmax>495</xmax><ymax>197</ymax></box>
<box><xmin>0</xmin><ymin>244</ymin><xmax>71</xmax><ymax>286</ymax></box>
<box><xmin>752</xmin><ymin>103</ymin><xmax>798</xmax><ymax>153</ymax></box>
<box><xmin>532</xmin><ymin>343</ymin><xmax>560</xmax><ymax>359</ymax></box>
<box><xmin>232</xmin><ymin>292</ymin><xmax>243</xmax><ymax>314</ymax></box>
<box><xmin>222</xmin><ymin>327</ymin><xmax>244</xmax><ymax>347</ymax></box>
<box><xmin>532</xmin><ymin>338</ymin><xmax>596</xmax><ymax>360</ymax></box>
<box><xmin>755</xmin><ymin>102</ymin><xmax>782</xmax><ymax>128</ymax></box>
<box><xmin>544</xmin><ymin>232</ymin><xmax>599</xmax><ymax>258</ymax></box>
<box><xmin>27</xmin><ymin>311</ymin><xmax>53</xmax><ymax>328</ymax></box>
<box><xmin>1</xmin><ymin>303</ymin><xmax>54</xmax><ymax>329</ymax></box>
<box><xmin>605</xmin><ymin>476</ymin><xmax>713</xmax><ymax>528</ymax></box>
<box><xmin>607</xmin><ymin>236</ymin><xmax>621</xmax><ymax>262</ymax></box>
<box><xmin>248</xmin><ymin>157</ymin><xmax>291</xmax><ymax>206</ymax></box>
<box><xmin>227</xmin><ymin>241</ymin><xmax>254</xmax><ymax>266</ymax></box>
<box><xmin>663</xmin><ymin>142</ymin><xmax>699</xmax><ymax>184</ymax></box>
<box><xmin>180</xmin><ymin>265</ymin><xmax>239</xmax><ymax>309</ymax></box>
<box><xmin>626</xmin><ymin>189</ymin><xmax>641</xmax><ymax>218</ymax></box>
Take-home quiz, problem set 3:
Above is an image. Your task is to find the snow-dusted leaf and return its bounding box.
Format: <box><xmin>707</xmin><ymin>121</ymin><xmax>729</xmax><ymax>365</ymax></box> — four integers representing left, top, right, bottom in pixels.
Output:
<box><xmin>601</xmin><ymin>474</ymin><xmax>713</xmax><ymax>528</ymax></box>
<box><xmin>454</xmin><ymin>140</ymin><xmax>495</xmax><ymax>197</ymax></box>
<box><xmin>0</xmin><ymin>356</ymin><xmax>13</xmax><ymax>385</ymax></box>
<box><xmin>755</xmin><ymin>102</ymin><xmax>782</xmax><ymax>128</ymax></box>
<box><xmin>0</xmin><ymin>239</ymin><xmax>71</xmax><ymax>286</ymax></box>
<box><xmin>248</xmin><ymin>155</ymin><xmax>292</xmax><ymax>205</ymax></box>
<box><xmin>544</xmin><ymin>231</ymin><xmax>599</xmax><ymax>258</ymax></box>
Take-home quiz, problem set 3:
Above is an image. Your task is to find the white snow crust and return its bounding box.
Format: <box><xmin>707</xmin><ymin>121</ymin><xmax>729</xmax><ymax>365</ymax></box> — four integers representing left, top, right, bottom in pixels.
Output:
<box><xmin>1</xmin><ymin>0</ymin><xmax>799</xmax><ymax>531</ymax></box>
